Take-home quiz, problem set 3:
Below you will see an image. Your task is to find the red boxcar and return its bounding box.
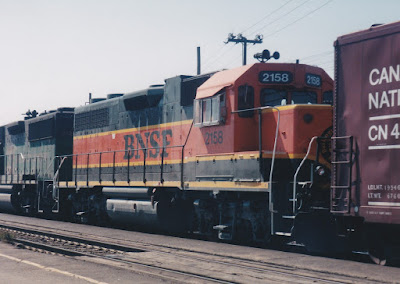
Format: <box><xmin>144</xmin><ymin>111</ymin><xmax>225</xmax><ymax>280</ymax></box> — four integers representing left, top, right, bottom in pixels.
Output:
<box><xmin>333</xmin><ymin>21</ymin><xmax>400</xmax><ymax>263</ymax></box>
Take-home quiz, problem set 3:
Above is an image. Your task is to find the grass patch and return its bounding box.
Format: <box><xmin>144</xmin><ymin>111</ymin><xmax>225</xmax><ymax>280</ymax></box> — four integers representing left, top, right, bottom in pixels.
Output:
<box><xmin>0</xmin><ymin>231</ymin><xmax>15</xmax><ymax>244</ymax></box>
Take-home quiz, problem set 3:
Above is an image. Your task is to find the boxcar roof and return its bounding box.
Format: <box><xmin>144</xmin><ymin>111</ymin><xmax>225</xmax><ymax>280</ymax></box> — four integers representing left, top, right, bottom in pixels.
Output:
<box><xmin>335</xmin><ymin>21</ymin><xmax>400</xmax><ymax>46</ymax></box>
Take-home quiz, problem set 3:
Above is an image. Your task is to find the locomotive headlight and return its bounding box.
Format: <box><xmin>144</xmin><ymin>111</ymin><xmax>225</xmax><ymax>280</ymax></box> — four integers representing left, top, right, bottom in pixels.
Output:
<box><xmin>303</xmin><ymin>113</ymin><xmax>313</xmax><ymax>124</ymax></box>
<box><xmin>315</xmin><ymin>165</ymin><xmax>325</xmax><ymax>176</ymax></box>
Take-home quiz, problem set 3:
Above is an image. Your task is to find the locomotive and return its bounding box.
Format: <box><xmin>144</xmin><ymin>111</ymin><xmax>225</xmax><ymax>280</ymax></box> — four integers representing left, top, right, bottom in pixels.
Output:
<box><xmin>0</xmin><ymin>62</ymin><xmax>333</xmax><ymax>243</ymax></box>
<box><xmin>1</xmin><ymin>20</ymin><xmax>399</xmax><ymax>264</ymax></box>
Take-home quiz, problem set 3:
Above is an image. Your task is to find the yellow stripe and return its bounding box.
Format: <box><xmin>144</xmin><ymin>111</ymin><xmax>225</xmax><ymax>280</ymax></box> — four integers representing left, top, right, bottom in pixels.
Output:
<box><xmin>261</xmin><ymin>104</ymin><xmax>332</xmax><ymax>113</ymax></box>
<box><xmin>186</xmin><ymin>181</ymin><xmax>269</xmax><ymax>190</ymax></box>
<box><xmin>60</xmin><ymin>181</ymin><xmax>180</xmax><ymax>188</ymax></box>
<box><xmin>74</xmin><ymin>120</ymin><xmax>192</xmax><ymax>140</ymax></box>
<box><xmin>72</xmin><ymin>151</ymin><xmax>328</xmax><ymax>169</ymax></box>
<box><xmin>59</xmin><ymin>180</ymin><xmax>269</xmax><ymax>191</ymax></box>
<box><xmin>189</xmin><ymin>152</ymin><xmax>307</xmax><ymax>162</ymax></box>
<box><xmin>74</xmin><ymin>159</ymin><xmax>182</xmax><ymax>169</ymax></box>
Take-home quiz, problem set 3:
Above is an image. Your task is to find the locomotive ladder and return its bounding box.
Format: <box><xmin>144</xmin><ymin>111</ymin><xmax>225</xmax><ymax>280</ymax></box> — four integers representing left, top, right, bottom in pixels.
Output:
<box><xmin>37</xmin><ymin>156</ymin><xmax>67</xmax><ymax>214</ymax></box>
<box><xmin>275</xmin><ymin>136</ymin><xmax>320</xmax><ymax>237</ymax></box>
<box><xmin>330</xmin><ymin>136</ymin><xmax>353</xmax><ymax>214</ymax></box>
<box><xmin>231</xmin><ymin>106</ymin><xmax>281</xmax><ymax>239</ymax></box>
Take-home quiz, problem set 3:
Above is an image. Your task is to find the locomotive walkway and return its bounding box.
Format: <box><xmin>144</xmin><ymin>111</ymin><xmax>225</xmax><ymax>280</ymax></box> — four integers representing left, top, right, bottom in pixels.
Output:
<box><xmin>0</xmin><ymin>213</ymin><xmax>398</xmax><ymax>283</ymax></box>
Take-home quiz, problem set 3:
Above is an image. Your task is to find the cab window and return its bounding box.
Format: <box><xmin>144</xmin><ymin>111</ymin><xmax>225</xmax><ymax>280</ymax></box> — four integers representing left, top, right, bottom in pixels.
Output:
<box><xmin>261</xmin><ymin>89</ymin><xmax>288</xmax><ymax>107</ymax></box>
<box><xmin>322</xmin><ymin>91</ymin><xmax>333</xmax><ymax>105</ymax></box>
<box><xmin>194</xmin><ymin>93</ymin><xmax>225</xmax><ymax>127</ymax></box>
<box><xmin>291</xmin><ymin>91</ymin><xmax>317</xmax><ymax>104</ymax></box>
<box><xmin>238</xmin><ymin>85</ymin><xmax>254</xmax><ymax>117</ymax></box>
<box><xmin>203</xmin><ymin>99</ymin><xmax>211</xmax><ymax>123</ymax></box>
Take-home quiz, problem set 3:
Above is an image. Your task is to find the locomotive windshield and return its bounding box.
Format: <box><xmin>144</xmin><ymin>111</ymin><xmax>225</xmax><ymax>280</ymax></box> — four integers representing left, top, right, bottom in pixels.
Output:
<box><xmin>261</xmin><ymin>89</ymin><xmax>319</xmax><ymax>106</ymax></box>
<box><xmin>322</xmin><ymin>91</ymin><xmax>333</xmax><ymax>105</ymax></box>
<box><xmin>291</xmin><ymin>91</ymin><xmax>317</xmax><ymax>104</ymax></box>
<box><xmin>261</xmin><ymin>89</ymin><xmax>288</xmax><ymax>106</ymax></box>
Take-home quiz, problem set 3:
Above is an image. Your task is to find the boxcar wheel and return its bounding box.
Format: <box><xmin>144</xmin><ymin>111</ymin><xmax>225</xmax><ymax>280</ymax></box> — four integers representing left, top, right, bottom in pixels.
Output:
<box><xmin>369</xmin><ymin>247</ymin><xmax>386</xmax><ymax>265</ymax></box>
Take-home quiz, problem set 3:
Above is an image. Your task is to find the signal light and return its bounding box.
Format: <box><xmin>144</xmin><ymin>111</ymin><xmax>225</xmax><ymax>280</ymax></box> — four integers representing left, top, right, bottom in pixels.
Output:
<box><xmin>254</xmin><ymin>49</ymin><xmax>280</xmax><ymax>63</ymax></box>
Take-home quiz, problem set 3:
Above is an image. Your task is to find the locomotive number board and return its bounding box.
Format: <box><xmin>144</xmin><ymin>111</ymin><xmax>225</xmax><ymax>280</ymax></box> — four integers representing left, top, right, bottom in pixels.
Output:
<box><xmin>305</xmin><ymin>73</ymin><xmax>322</xmax><ymax>87</ymax></box>
<box><xmin>258</xmin><ymin>71</ymin><xmax>293</xmax><ymax>84</ymax></box>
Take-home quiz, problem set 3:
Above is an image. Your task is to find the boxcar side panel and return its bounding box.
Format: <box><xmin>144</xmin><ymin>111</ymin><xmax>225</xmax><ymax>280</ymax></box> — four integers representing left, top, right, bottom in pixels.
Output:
<box><xmin>335</xmin><ymin>22</ymin><xmax>400</xmax><ymax>224</ymax></box>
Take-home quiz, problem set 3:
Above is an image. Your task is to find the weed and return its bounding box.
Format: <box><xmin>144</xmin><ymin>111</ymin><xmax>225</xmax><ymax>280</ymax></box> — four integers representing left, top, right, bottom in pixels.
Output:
<box><xmin>0</xmin><ymin>231</ymin><xmax>15</xmax><ymax>244</ymax></box>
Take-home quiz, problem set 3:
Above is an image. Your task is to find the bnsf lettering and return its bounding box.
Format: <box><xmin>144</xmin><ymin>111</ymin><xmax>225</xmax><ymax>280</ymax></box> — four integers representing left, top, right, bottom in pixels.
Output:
<box><xmin>123</xmin><ymin>129</ymin><xmax>172</xmax><ymax>160</ymax></box>
<box><xmin>149</xmin><ymin>131</ymin><xmax>160</xmax><ymax>158</ymax></box>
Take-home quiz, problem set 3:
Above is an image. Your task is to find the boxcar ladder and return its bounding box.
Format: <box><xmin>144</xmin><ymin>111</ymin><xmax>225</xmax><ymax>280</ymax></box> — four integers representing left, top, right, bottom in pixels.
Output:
<box><xmin>330</xmin><ymin>136</ymin><xmax>353</xmax><ymax>214</ymax></box>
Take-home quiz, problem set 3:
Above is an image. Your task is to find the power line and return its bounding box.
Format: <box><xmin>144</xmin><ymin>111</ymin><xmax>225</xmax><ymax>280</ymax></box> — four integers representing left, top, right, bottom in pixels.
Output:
<box><xmin>264</xmin><ymin>0</ymin><xmax>333</xmax><ymax>39</ymax></box>
<box><xmin>300</xmin><ymin>50</ymin><xmax>333</xmax><ymax>61</ymax></box>
<box><xmin>236</xmin><ymin>0</ymin><xmax>314</xmax><ymax>64</ymax></box>
<box><xmin>228</xmin><ymin>0</ymin><xmax>333</xmax><ymax>67</ymax></box>
<box><xmin>204</xmin><ymin>0</ymin><xmax>333</xmax><ymax>72</ymax></box>
<box><xmin>240</xmin><ymin>0</ymin><xmax>296</xmax><ymax>35</ymax></box>
<box><xmin>202</xmin><ymin>44</ymin><xmax>236</xmax><ymax>72</ymax></box>
<box><xmin>249</xmin><ymin>0</ymin><xmax>313</xmax><ymax>38</ymax></box>
<box><xmin>202</xmin><ymin>0</ymin><xmax>308</xmax><ymax>71</ymax></box>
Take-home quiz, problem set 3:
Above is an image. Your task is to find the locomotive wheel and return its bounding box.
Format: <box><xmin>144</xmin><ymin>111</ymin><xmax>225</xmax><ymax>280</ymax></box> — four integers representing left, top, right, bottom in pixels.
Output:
<box><xmin>368</xmin><ymin>247</ymin><xmax>386</xmax><ymax>265</ymax></box>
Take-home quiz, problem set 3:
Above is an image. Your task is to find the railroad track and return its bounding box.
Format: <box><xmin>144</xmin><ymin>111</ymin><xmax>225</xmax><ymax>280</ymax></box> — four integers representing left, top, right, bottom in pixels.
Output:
<box><xmin>0</xmin><ymin>219</ymin><xmax>392</xmax><ymax>284</ymax></box>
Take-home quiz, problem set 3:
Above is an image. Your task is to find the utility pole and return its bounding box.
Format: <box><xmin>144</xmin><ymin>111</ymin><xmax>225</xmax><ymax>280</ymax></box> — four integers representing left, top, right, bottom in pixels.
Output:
<box><xmin>225</xmin><ymin>33</ymin><xmax>263</xmax><ymax>65</ymax></box>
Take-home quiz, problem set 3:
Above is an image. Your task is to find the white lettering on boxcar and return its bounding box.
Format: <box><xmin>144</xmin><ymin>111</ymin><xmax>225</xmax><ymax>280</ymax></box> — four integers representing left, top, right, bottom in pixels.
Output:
<box><xmin>368</xmin><ymin>89</ymin><xmax>400</xmax><ymax>110</ymax></box>
<box><xmin>368</xmin><ymin>124</ymin><xmax>387</xmax><ymax>141</ymax></box>
<box><xmin>369</xmin><ymin>64</ymin><xmax>400</xmax><ymax>86</ymax></box>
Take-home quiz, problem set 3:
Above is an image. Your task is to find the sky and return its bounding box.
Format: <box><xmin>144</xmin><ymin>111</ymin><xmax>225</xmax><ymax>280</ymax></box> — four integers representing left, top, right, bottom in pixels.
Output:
<box><xmin>0</xmin><ymin>0</ymin><xmax>399</xmax><ymax>125</ymax></box>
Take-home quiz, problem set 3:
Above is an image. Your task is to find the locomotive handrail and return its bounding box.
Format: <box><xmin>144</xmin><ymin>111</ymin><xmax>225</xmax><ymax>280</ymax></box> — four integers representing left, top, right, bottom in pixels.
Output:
<box><xmin>0</xmin><ymin>153</ymin><xmax>47</xmax><ymax>184</ymax></box>
<box><xmin>292</xmin><ymin>136</ymin><xmax>319</xmax><ymax>214</ymax></box>
<box><xmin>181</xmin><ymin>121</ymin><xmax>194</xmax><ymax>189</ymax></box>
<box><xmin>55</xmin><ymin>143</ymin><xmax>187</xmax><ymax>187</ymax></box>
<box><xmin>231</xmin><ymin>105</ymin><xmax>280</xmax><ymax>186</ymax></box>
<box><xmin>232</xmin><ymin>105</ymin><xmax>280</xmax><ymax>236</ymax></box>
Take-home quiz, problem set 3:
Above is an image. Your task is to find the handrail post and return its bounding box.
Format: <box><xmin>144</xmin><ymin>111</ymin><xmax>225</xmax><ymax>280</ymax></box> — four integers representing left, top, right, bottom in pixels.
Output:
<box><xmin>293</xmin><ymin>136</ymin><xmax>318</xmax><ymax>214</ymax></box>
<box><xmin>86</xmin><ymin>153</ymin><xmax>90</xmax><ymax>186</ymax></box>
<box><xmin>11</xmin><ymin>154</ymin><xmax>13</xmax><ymax>183</ymax></box>
<box><xmin>181</xmin><ymin>146</ymin><xmax>184</xmax><ymax>189</ymax></box>
<box><xmin>160</xmin><ymin>147</ymin><xmax>165</xmax><ymax>183</ymax></box>
<box><xmin>29</xmin><ymin>158</ymin><xmax>32</xmax><ymax>184</ymax></box>
<box><xmin>75</xmin><ymin>155</ymin><xmax>78</xmax><ymax>186</ymax></box>
<box><xmin>17</xmin><ymin>154</ymin><xmax>19</xmax><ymax>182</ymax></box>
<box><xmin>143</xmin><ymin>149</ymin><xmax>147</xmax><ymax>183</ymax></box>
<box><xmin>258</xmin><ymin>109</ymin><xmax>263</xmax><ymax>182</ymax></box>
<box><xmin>98</xmin><ymin>152</ymin><xmax>102</xmax><ymax>183</ymax></box>
<box><xmin>23</xmin><ymin>155</ymin><xmax>26</xmax><ymax>184</ymax></box>
<box><xmin>5</xmin><ymin>155</ymin><xmax>8</xmax><ymax>183</ymax></box>
<box><xmin>127</xmin><ymin>150</ymin><xmax>130</xmax><ymax>183</ymax></box>
<box><xmin>112</xmin><ymin>151</ymin><xmax>116</xmax><ymax>183</ymax></box>
<box><xmin>180</xmin><ymin>121</ymin><xmax>195</xmax><ymax>189</ymax></box>
<box><xmin>35</xmin><ymin>157</ymin><xmax>38</xmax><ymax>182</ymax></box>
<box><xmin>55</xmin><ymin>156</ymin><xmax>58</xmax><ymax>183</ymax></box>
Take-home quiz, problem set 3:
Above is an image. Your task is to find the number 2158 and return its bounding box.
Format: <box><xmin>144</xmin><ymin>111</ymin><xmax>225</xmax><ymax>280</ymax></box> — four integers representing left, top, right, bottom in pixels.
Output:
<box><xmin>205</xmin><ymin>131</ymin><xmax>223</xmax><ymax>145</ymax></box>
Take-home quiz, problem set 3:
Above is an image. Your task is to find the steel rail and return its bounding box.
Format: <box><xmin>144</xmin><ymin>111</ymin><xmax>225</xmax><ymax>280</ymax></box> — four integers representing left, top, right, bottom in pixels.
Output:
<box><xmin>0</xmin><ymin>226</ymin><xmax>235</xmax><ymax>284</ymax></box>
<box><xmin>0</xmin><ymin>221</ymin><xmax>382</xmax><ymax>284</ymax></box>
